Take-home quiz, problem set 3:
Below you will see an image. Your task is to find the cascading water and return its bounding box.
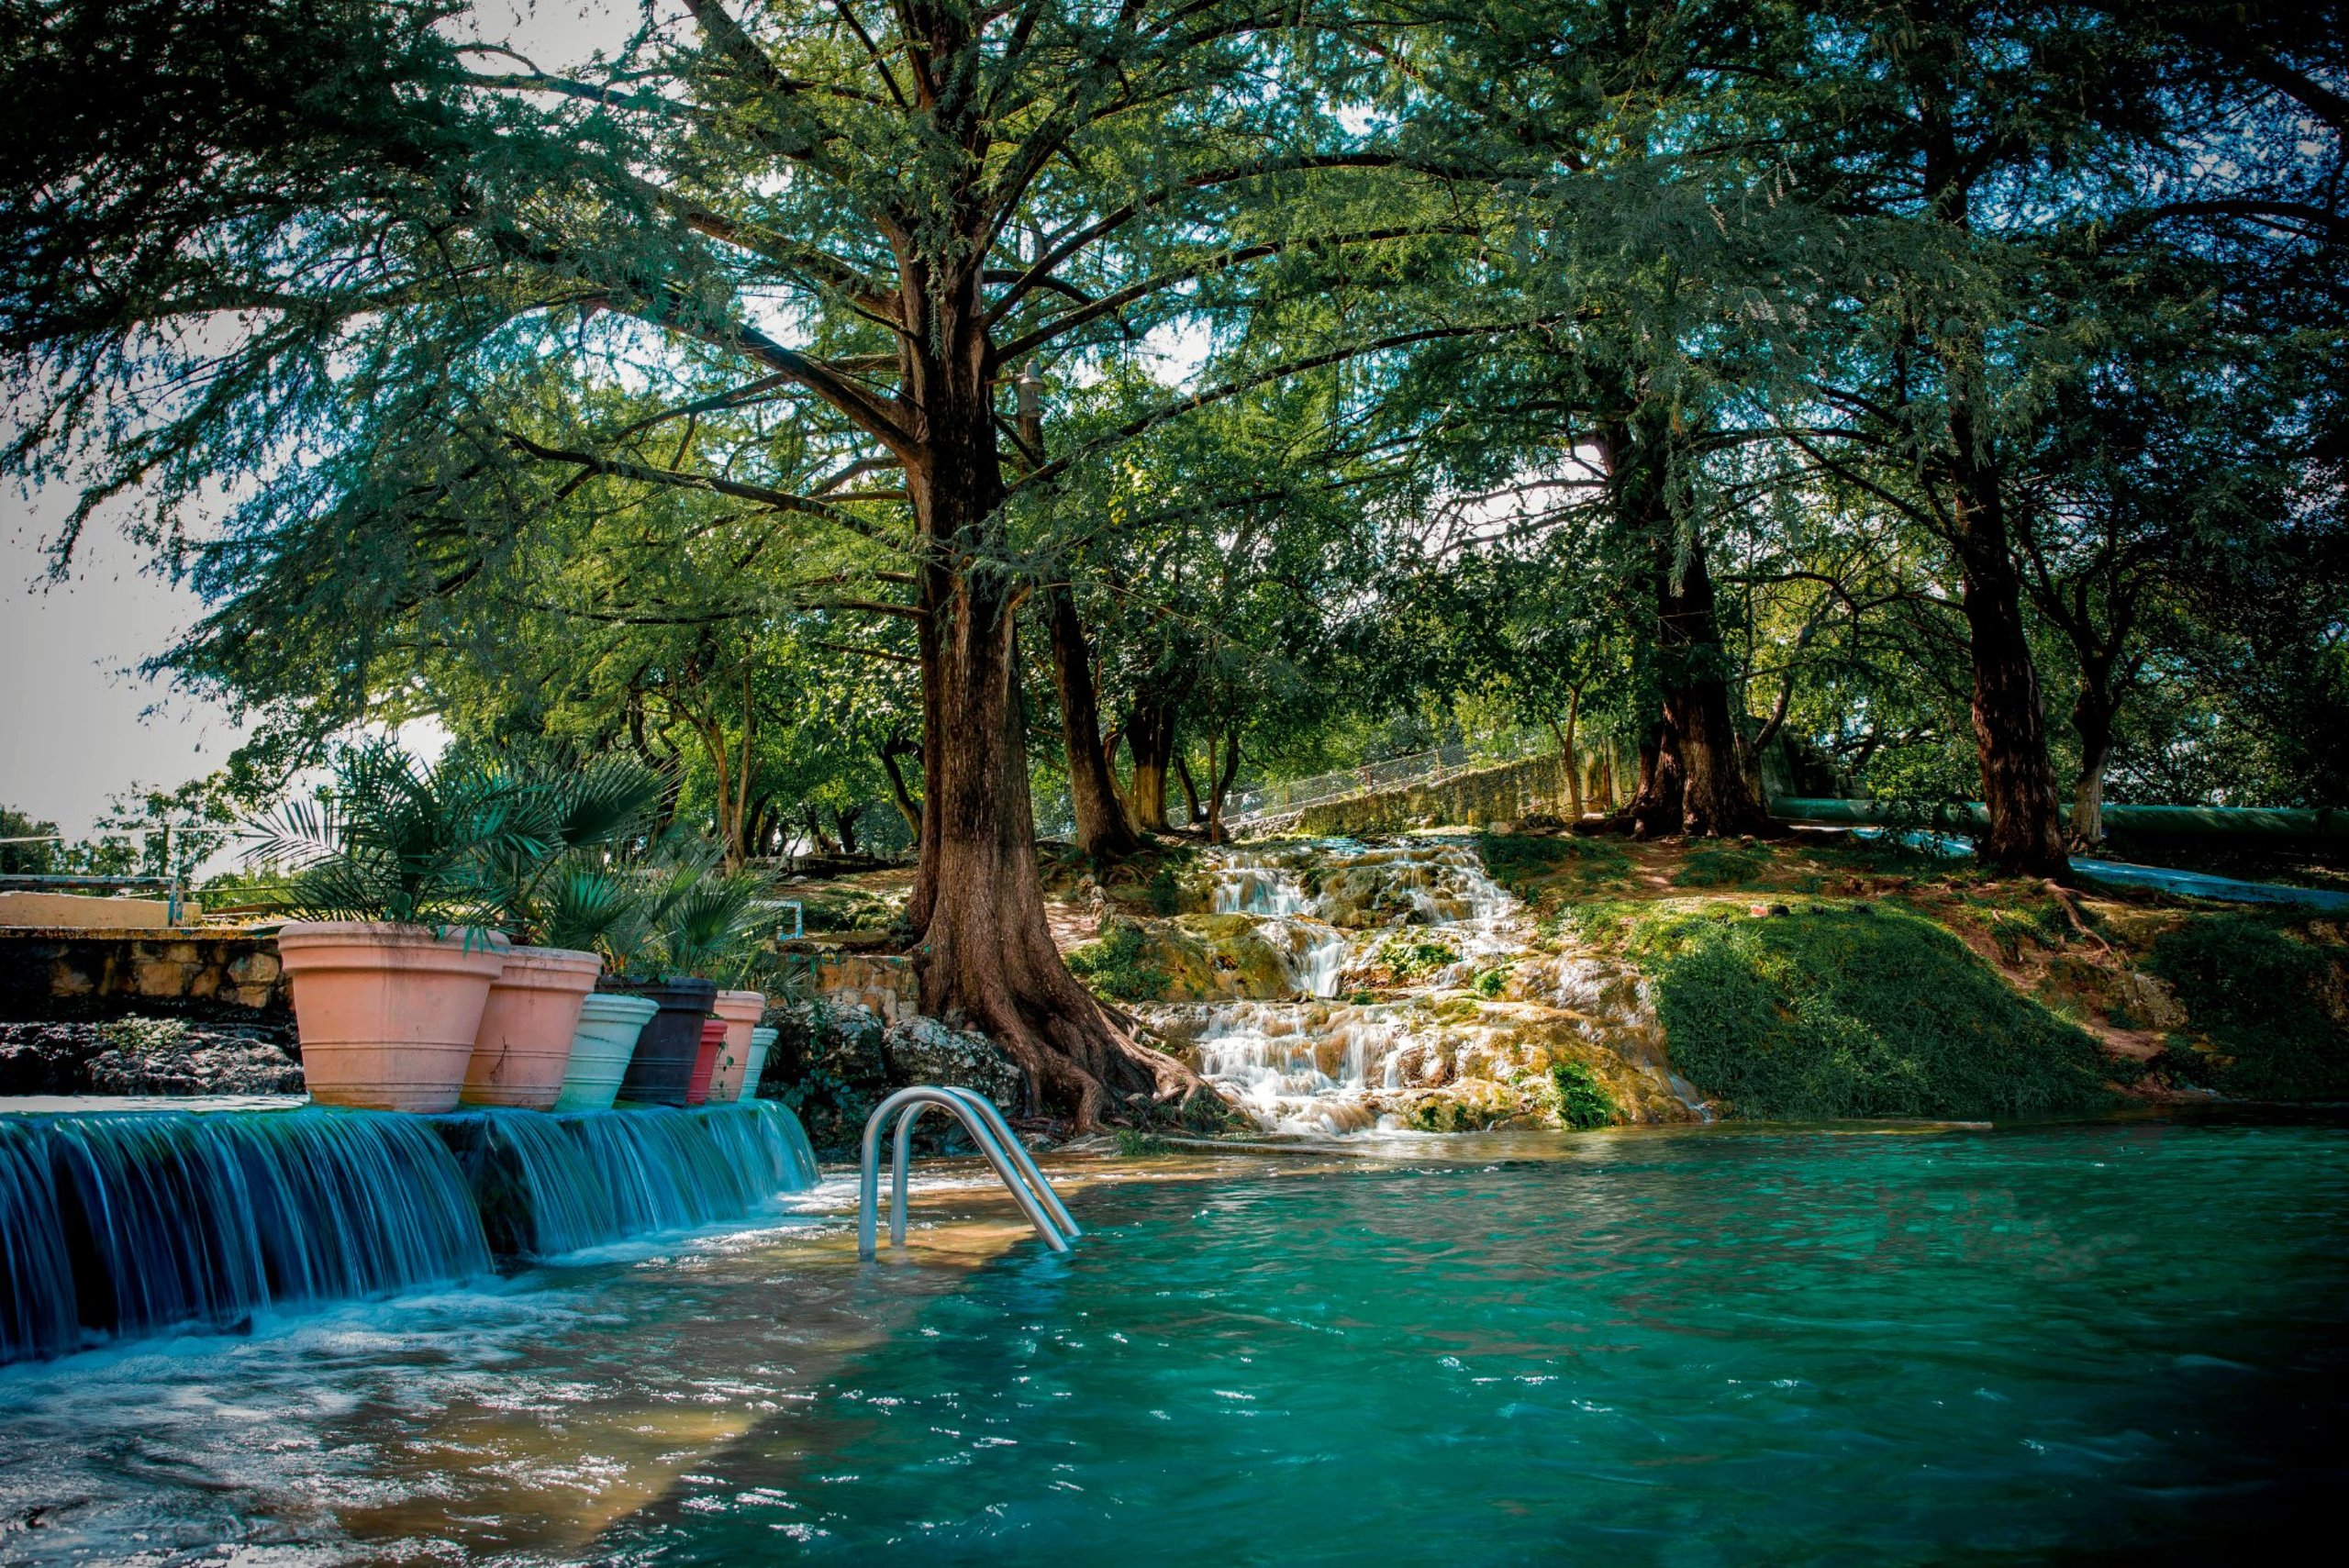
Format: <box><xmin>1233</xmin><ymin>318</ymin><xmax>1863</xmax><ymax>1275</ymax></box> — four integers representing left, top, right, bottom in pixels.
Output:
<box><xmin>0</xmin><ymin>1106</ymin><xmax>489</xmax><ymax>1366</ymax></box>
<box><xmin>0</xmin><ymin>1099</ymin><xmax>821</xmax><ymax>1366</ymax></box>
<box><xmin>1210</xmin><ymin>856</ymin><xmax>1352</xmax><ymax>998</ymax></box>
<box><xmin>1178</xmin><ymin>840</ymin><xmax>1527</xmax><ymax>1132</ymax></box>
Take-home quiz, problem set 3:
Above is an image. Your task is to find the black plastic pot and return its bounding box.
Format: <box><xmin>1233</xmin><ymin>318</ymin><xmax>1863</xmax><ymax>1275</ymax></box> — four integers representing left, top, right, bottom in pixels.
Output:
<box><xmin>607</xmin><ymin>977</ymin><xmax>718</xmax><ymax>1106</ymax></box>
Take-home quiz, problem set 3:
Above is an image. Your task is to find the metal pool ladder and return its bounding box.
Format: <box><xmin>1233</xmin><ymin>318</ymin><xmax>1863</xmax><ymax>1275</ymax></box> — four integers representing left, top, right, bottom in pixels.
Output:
<box><xmin>858</xmin><ymin>1085</ymin><xmax>1081</xmax><ymax>1260</ymax></box>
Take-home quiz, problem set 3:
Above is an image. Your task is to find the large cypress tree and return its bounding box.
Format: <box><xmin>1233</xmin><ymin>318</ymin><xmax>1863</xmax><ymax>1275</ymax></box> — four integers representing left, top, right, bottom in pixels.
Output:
<box><xmin>0</xmin><ymin>0</ymin><xmax>1496</xmax><ymax>1122</ymax></box>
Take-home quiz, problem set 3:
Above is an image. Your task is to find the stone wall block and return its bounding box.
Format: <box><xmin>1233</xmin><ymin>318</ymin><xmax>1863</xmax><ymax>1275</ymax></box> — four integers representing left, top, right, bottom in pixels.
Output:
<box><xmin>226</xmin><ymin>951</ymin><xmax>282</xmax><ymax>984</ymax></box>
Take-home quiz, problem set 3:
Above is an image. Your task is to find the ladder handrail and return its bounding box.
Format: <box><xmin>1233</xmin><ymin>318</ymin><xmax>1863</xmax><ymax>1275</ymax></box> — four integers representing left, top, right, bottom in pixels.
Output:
<box><xmin>858</xmin><ymin>1086</ymin><xmax>1074</xmax><ymax>1259</ymax></box>
<box><xmin>890</xmin><ymin>1086</ymin><xmax>1080</xmax><ymax>1247</ymax></box>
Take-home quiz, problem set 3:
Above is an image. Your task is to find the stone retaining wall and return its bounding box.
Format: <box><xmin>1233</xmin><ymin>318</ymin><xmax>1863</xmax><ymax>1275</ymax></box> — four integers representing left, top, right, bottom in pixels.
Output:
<box><xmin>778</xmin><ymin>948</ymin><xmax>918</xmax><ymax>1022</ymax></box>
<box><xmin>0</xmin><ymin>928</ymin><xmax>289</xmax><ymax>1020</ymax></box>
<box><xmin>1268</xmin><ymin>754</ymin><xmax>1572</xmax><ymax>838</ymax></box>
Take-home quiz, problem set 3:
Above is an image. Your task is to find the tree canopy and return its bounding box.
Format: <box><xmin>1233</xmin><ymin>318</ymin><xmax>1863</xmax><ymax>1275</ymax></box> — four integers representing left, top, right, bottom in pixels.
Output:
<box><xmin>5</xmin><ymin>0</ymin><xmax>2342</xmax><ymax>1118</ymax></box>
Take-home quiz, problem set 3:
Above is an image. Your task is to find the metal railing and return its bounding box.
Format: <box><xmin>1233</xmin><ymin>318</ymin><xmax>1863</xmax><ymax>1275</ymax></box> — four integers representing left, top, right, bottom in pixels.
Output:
<box><xmin>0</xmin><ymin>825</ymin><xmax>201</xmax><ymax>924</ymax></box>
<box><xmin>858</xmin><ymin>1085</ymin><xmax>1081</xmax><ymax>1259</ymax></box>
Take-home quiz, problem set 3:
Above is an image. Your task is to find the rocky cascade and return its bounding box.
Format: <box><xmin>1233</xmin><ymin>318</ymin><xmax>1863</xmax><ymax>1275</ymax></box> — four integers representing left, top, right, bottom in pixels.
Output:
<box><xmin>1117</xmin><ymin>839</ymin><xmax>1710</xmax><ymax>1134</ymax></box>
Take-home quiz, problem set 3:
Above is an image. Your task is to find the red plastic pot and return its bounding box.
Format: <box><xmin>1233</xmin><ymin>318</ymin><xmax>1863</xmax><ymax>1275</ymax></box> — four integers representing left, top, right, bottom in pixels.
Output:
<box><xmin>685</xmin><ymin>1017</ymin><xmax>727</xmax><ymax>1106</ymax></box>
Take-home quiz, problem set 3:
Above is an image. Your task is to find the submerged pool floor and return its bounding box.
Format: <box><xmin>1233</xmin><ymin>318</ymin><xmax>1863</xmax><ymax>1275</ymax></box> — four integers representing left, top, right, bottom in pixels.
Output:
<box><xmin>3</xmin><ymin>1121</ymin><xmax>2344</xmax><ymax>1564</ymax></box>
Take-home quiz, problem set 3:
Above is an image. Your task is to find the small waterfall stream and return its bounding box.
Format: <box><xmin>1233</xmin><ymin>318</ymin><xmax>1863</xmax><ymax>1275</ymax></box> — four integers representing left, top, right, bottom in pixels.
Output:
<box><xmin>1179</xmin><ymin>840</ymin><xmax>1527</xmax><ymax>1133</ymax></box>
<box><xmin>0</xmin><ymin>1100</ymin><xmax>819</xmax><ymax>1366</ymax></box>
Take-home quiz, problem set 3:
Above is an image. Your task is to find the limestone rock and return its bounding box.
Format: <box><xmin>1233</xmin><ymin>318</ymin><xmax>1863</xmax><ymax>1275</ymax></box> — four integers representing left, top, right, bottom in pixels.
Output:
<box><xmin>0</xmin><ymin>1017</ymin><xmax>301</xmax><ymax>1095</ymax></box>
<box><xmin>882</xmin><ymin>1014</ymin><xmax>1023</xmax><ymax>1111</ymax></box>
<box><xmin>2115</xmin><ymin>970</ymin><xmax>2189</xmax><ymax>1031</ymax></box>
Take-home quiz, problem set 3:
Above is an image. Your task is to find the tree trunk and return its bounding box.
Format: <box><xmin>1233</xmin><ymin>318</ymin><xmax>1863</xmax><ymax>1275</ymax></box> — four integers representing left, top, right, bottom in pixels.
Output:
<box><xmin>1174</xmin><ymin>753</ymin><xmax>1206</xmax><ymax>825</ymax></box>
<box><xmin>879</xmin><ymin>736</ymin><xmax>922</xmax><ymax>840</ymax></box>
<box><xmin>1203</xmin><ymin>731</ymin><xmax>1241</xmax><ymax>845</ymax></box>
<box><xmin>831</xmin><ymin>804</ymin><xmax>862</xmax><ymax>858</ymax></box>
<box><xmin>2068</xmin><ymin>659</ymin><xmax>2117</xmax><ymax>849</ymax></box>
<box><xmin>1604</xmin><ymin>412</ymin><xmax>1768</xmax><ymax>838</ymax></box>
<box><xmin>803</xmin><ymin>806</ymin><xmax>839</xmax><ymax>859</ymax></box>
<box><xmin>899</xmin><ymin>305</ymin><xmax>1205</xmax><ymax>1128</ymax></box>
<box><xmin>1124</xmin><ymin>693</ymin><xmax>1176</xmax><ymax>833</ymax></box>
<box><xmin>1943</xmin><ymin>418</ymin><xmax>2069</xmax><ymax>876</ymax></box>
<box><xmin>1626</xmin><ymin>722</ymin><xmax>1682</xmax><ymax>839</ymax></box>
<box><xmin>1043</xmin><ymin>583</ymin><xmax>1142</xmax><ymax>860</ymax></box>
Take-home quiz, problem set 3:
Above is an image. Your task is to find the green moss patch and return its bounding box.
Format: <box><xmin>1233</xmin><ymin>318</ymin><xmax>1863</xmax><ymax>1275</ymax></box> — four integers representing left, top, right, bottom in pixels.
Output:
<box><xmin>1477</xmin><ymin>831</ymin><xmax>1631</xmax><ymax>895</ymax></box>
<box><xmin>1548</xmin><ymin>1061</ymin><xmax>1617</xmax><ymax>1129</ymax></box>
<box><xmin>2145</xmin><ymin>915</ymin><xmax>2349</xmax><ymax>1099</ymax></box>
<box><xmin>1065</xmin><ymin>921</ymin><xmax>1172</xmax><ymax>1002</ymax></box>
<box><xmin>1673</xmin><ymin>841</ymin><xmax>1774</xmax><ymax>888</ymax></box>
<box><xmin>1627</xmin><ymin>904</ymin><xmax>2112</xmax><ymax>1120</ymax></box>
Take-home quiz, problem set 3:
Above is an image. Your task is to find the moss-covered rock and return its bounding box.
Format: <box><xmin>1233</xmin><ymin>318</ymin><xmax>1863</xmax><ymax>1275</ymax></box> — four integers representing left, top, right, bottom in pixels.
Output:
<box><xmin>1066</xmin><ymin>914</ymin><xmax>1316</xmax><ymax>1003</ymax></box>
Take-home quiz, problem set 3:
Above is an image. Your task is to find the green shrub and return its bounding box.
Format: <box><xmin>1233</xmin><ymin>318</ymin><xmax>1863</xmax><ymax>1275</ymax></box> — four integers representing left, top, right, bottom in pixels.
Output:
<box><xmin>1548</xmin><ymin>1062</ymin><xmax>1616</xmax><ymax>1129</ymax></box>
<box><xmin>2146</xmin><ymin>915</ymin><xmax>2348</xmax><ymax>1099</ymax></box>
<box><xmin>1631</xmin><ymin>905</ymin><xmax>2111</xmax><ymax>1120</ymax></box>
<box><xmin>1144</xmin><ymin>867</ymin><xmax>1181</xmax><ymax>916</ymax></box>
<box><xmin>1066</xmin><ymin>921</ymin><xmax>1171</xmax><ymax>1001</ymax></box>
<box><xmin>1472</xmin><ymin>965</ymin><xmax>1511</xmax><ymax>997</ymax></box>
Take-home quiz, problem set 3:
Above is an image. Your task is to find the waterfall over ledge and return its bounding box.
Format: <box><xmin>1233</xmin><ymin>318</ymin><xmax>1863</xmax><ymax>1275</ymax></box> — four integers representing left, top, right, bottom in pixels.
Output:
<box><xmin>0</xmin><ymin>1099</ymin><xmax>819</xmax><ymax>1366</ymax></box>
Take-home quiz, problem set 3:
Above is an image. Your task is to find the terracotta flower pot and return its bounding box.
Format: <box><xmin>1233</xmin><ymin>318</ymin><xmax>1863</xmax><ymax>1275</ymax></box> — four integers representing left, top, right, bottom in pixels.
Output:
<box><xmin>461</xmin><ymin>946</ymin><xmax>602</xmax><ymax>1110</ymax></box>
<box><xmin>740</xmin><ymin>1025</ymin><xmax>778</xmax><ymax>1101</ymax></box>
<box><xmin>704</xmin><ymin>989</ymin><xmax>767</xmax><ymax>1104</ymax></box>
<box><xmin>276</xmin><ymin>921</ymin><xmax>510</xmax><ymax>1112</ymax></box>
<box><xmin>685</xmin><ymin>1018</ymin><xmax>727</xmax><ymax>1106</ymax></box>
<box><xmin>613</xmin><ymin>977</ymin><xmax>718</xmax><ymax>1106</ymax></box>
<box><xmin>554</xmin><ymin>993</ymin><xmax>659</xmax><ymax>1113</ymax></box>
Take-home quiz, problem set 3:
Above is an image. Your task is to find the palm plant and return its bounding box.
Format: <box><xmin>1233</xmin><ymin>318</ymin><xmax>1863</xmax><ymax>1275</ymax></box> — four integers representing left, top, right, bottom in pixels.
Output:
<box><xmin>647</xmin><ymin>846</ymin><xmax>773</xmax><ymax>984</ymax></box>
<box><xmin>246</xmin><ymin>740</ymin><xmax>532</xmax><ymax>932</ymax></box>
<box><xmin>473</xmin><ymin>752</ymin><xmax>669</xmax><ymax>949</ymax></box>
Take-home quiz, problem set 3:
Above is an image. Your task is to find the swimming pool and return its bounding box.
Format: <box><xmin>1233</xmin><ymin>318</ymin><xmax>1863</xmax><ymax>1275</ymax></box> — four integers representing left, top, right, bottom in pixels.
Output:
<box><xmin>3</xmin><ymin>1119</ymin><xmax>2343</xmax><ymax>1563</ymax></box>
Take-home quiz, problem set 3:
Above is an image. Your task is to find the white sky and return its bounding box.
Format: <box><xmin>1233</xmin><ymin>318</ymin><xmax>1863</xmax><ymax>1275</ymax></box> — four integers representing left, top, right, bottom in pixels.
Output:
<box><xmin>0</xmin><ymin>487</ymin><xmax>243</xmax><ymax>838</ymax></box>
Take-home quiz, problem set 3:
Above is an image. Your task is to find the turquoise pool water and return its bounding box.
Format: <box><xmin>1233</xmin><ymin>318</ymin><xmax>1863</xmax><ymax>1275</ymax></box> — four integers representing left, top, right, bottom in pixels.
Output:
<box><xmin>3</xmin><ymin>1119</ymin><xmax>2344</xmax><ymax>1563</ymax></box>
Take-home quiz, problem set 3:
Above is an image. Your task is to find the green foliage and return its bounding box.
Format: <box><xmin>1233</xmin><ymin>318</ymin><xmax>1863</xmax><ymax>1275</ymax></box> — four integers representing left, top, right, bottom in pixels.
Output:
<box><xmin>1477</xmin><ymin>832</ymin><xmax>1631</xmax><ymax>896</ymax></box>
<box><xmin>0</xmin><ymin>805</ymin><xmax>58</xmax><ymax>874</ymax></box>
<box><xmin>1144</xmin><ymin>867</ymin><xmax>1182</xmax><ymax>917</ymax></box>
<box><xmin>1065</xmin><ymin>921</ymin><xmax>1171</xmax><ymax>1002</ymax></box>
<box><xmin>646</xmin><ymin>851</ymin><xmax>772</xmax><ymax>984</ymax></box>
<box><xmin>797</xmin><ymin>886</ymin><xmax>901</xmax><ymax>933</ymax></box>
<box><xmin>1471</xmin><ymin>965</ymin><xmax>1511</xmax><ymax>998</ymax></box>
<box><xmin>1630</xmin><ymin>905</ymin><xmax>2111</xmax><ymax>1121</ymax></box>
<box><xmin>2146</xmin><ymin>917</ymin><xmax>2349</xmax><ymax>1098</ymax></box>
<box><xmin>1375</xmin><ymin>934</ymin><xmax>1460</xmax><ymax>981</ymax></box>
<box><xmin>246</xmin><ymin>740</ymin><xmax>530</xmax><ymax>933</ymax></box>
<box><xmin>1547</xmin><ymin>1062</ymin><xmax>1617</xmax><ymax>1130</ymax></box>
<box><xmin>1674</xmin><ymin>842</ymin><xmax>1773</xmax><ymax>889</ymax></box>
<box><xmin>475</xmin><ymin>752</ymin><xmax>667</xmax><ymax>948</ymax></box>
<box><xmin>1113</xmin><ymin>1129</ymin><xmax>1179</xmax><ymax>1156</ymax></box>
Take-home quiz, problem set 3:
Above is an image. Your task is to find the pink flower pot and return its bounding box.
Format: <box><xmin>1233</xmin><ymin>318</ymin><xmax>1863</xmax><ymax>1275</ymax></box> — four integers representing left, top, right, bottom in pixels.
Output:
<box><xmin>685</xmin><ymin>1018</ymin><xmax>728</xmax><ymax>1106</ymax></box>
<box><xmin>276</xmin><ymin>922</ymin><xmax>510</xmax><ymax>1112</ymax></box>
<box><xmin>461</xmin><ymin>946</ymin><xmax>603</xmax><ymax>1110</ymax></box>
<box><xmin>704</xmin><ymin>989</ymin><xmax>767</xmax><ymax>1104</ymax></box>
